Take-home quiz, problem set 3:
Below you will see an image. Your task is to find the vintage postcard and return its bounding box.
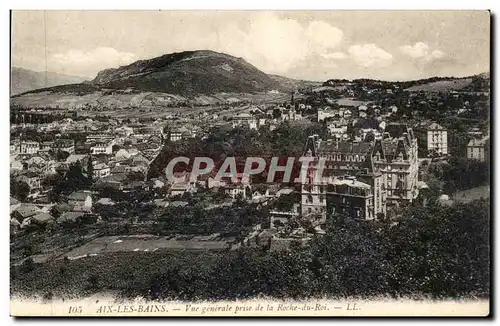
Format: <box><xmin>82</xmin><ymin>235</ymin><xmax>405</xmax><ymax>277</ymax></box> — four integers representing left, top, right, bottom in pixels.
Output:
<box><xmin>9</xmin><ymin>10</ymin><xmax>490</xmax><ymax>317</ymax></box>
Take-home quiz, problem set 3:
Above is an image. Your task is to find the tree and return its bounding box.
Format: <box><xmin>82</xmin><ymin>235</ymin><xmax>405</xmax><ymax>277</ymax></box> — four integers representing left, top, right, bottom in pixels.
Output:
<box><xmin>86</xmin><ymin>156</ymin><xmax>94</xmax><ymax>183</ymax></box>
<box><xmin>272</xmin><ymin>108</ymin><xmax>281</xmax><ymax>120</ymax></box>
<box><xmin>41</xmin><ymin>173</ymin><xmax>63</xmax><ymax>190</ymax></box>
<box><xmin>433</xmin><ymin>156</ymin><xmax>490</xmax><ymax>193</ymax></box>
<box><xmin>55</xmin><ymin>150</ymin><xmax>70</xmax><ymax>162</ymax></box>
<box><xmin>86</xmin><ymin>273</ymin><xmax>100</xmax><ymax>290</ymax></box>
<box><xmin>54</xmin><ymin>162</ymin><xmax>92</xmax><ymax>195</ymax></box>
<box><xmin>273</xmin><ymin>193</ymin><xmax>295</xmax><ymax>212</ymax></box>
<box><xmin>112</xmin><ymin>144</ymin><xmax>122</xmax><ymax>153</ymax></box>
<box><xmin>234</xmin><ymin>193</ymin><xmax>245</xmax><ymax>205</ymax></box>
<box><xmin>11</xmin><ymin>179</ymin><xmax>30</xmax><ymax>202</ymax></box>
<box><xmin>19</xmin><ymin>257</ymin><xmax>35</xmax><ymax>274</ymax></box>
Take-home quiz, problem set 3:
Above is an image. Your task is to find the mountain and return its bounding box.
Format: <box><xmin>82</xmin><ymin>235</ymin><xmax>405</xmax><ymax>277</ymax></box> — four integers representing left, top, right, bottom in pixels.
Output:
<box><xmin>10</xmin><ymin>67</ymin><xmax>87</xmax><ymax>95</ymax></box>
<box><xmin>11</xmin><ymin>50</ymin><xmax>319</xmax><ymax>109</ymax></box>
<box><xmin>90</xmin><ymin>50</ymin><xmax>286</xmax><ymax>95</ymax></box>
<box><xmin>13</xmin><ymin>50</ymin><xmax>487</xmax><ymax>110</ymax></box>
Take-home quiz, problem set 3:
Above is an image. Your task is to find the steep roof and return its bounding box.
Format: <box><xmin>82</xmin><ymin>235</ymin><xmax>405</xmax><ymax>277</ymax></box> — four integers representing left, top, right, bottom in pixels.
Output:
<box><xmin>96</xmin><ymin>197</ymin><xmax>115</xmax><ymax>205</ymax></box>
<box><xmin>68</xmin><ymin>192</ymin><xmax>91</xmax><ymax>201</ymax></box>
<box><xmin>66</xmin><ymin>154</ymin><xmax>87</xmax><ymax>164</ymax></box>
<box><xmin>14</xmin><ymin>204</ymin><xmax>39</xmax><ymax>218</ymax></box>
<box><xmin>428</xmin><ymin>122</ymin><xmax>445</xmax><ymax>130</ymax></box>
<box><xmin>316</xmin><ymin>140</ymin><xmax>372</xmax><ymax>154</ymax></box>
<box><xmin>331</xmin><ymin>178</ymin><xmax>371</xmax><ymax>189</ymax></box>
<box><xmin>32</xmin><ymin>213</ymin><xmax>55</xmax><ymax>224</ymax></box>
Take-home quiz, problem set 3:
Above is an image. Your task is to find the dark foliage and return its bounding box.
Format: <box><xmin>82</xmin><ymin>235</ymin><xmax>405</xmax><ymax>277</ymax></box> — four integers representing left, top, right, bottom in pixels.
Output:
<box><xmin>10</xmin><ymin>178</ymin><xmax>30</xmax><ymax>202</ymax></box>
<box><xmin>11</xmin><ymin>200</ymin><xmax>489</xmax><ymax>301</ymax></box>
<box><xmin>431</xmin><ymin>156</ymin><xmax>490</xmax><ymax>194</ymax></box>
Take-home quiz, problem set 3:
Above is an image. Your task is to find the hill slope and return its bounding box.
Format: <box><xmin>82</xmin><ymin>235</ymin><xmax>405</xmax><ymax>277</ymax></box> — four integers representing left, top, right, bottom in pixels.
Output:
<box><xmin>403</xmin><ymin>73</ymin><xmax>490</xmax><ymax>92</ymax></box>
<box><xmin>90</xmin><ymin>50</ymin><xmax>283</xmax><ymax>95</ymax></box>
<box><xmin>11</xmin><ymin>50</ymin><xmax>316</xmax><ymax>109</ymax></box>
<box><xmin>11</xmin><ymin>67</ymin><xmax>87</xmax><ymax>95</ymax></box>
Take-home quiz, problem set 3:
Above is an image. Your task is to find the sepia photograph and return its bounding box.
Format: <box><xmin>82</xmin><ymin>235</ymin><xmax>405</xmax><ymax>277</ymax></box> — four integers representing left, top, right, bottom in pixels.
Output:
<box><xmin>9</xmin><ymin>9</ymin><xmax>491</xmax><ymax>317</ymax></box>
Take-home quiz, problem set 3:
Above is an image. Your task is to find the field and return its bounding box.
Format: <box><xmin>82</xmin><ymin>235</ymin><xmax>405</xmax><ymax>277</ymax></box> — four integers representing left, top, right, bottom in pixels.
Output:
<box><xmin>71</xmin><ymin>104</ymin><xmax>265</xmax><ymax>121</ymax></box>
<box><xmin>63</xmin><ymin>234</ymin><xmax>237</xmax><ymax>260</ymax></box>
<box><xmin>11</xmin><ymin>89</ymin><xmax>292</xmax><ymax>110</ymax></box>
<box><xmin>451</xmin><ymin>185</ymin><xmax>490</xmax><ymax>203</ymax></box>
<box><xmin>312</xmin><ymin>86</ymin><xmax>347</xmax><ymax>93</ymax></box>
<box><xmin>335</xmin><ymin>98</ymin><xmax>372</xmax><ymax>107</ymax></box>
<box><xmin>405</xmin><ymin>78</ymin><xmax>473</xmax><ymax>92</ymax></box>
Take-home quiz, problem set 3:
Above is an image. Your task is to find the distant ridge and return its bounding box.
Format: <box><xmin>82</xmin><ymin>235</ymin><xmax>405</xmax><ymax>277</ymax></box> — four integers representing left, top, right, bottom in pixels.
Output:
<box><xmin>10</xmin><ymin>51</ymin><xmax>489</xmax><ymax>109</ymax></box>
<box><xmin>10</xmin><ymin>67</ymin><xmax>87</xmax><ymax>95</ymax></box>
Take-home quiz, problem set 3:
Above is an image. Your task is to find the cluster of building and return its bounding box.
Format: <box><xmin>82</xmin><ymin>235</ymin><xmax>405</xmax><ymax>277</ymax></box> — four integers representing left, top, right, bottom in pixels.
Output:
<box><xmin>10</xmin><ymin>190</ymin><xmax>94</xmax><ymax>232</ymax></box>
<box><xmin>9</xmin><ymin>116</ymin><xmax>175</xmax><ymax>214</ymax></box>
<box><xmin>299</xmin><ymin>123</ymin><xmax>420</xmax><ymax>221</ymax></box>
<box><xmin>229</xmin><ymin>101</ymin><xmax>308</xmax><ymax>132</ymax></box>
<box><xmin>10</xmin><ymin>88</ymin><xmax>490</xmax><ymax>253</ymax></box>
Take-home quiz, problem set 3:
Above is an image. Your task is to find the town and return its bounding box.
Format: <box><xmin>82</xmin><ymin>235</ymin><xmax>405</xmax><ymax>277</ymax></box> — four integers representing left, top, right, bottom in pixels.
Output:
<box><xmin>10</xmin><ymin>74</ymin><xmax>490</xmax><ymax>255</ymax></box>
<box><xmin>10</xmin><ymin>62</ymin><xmax>490</xmax><ymax>303</ymax></box>
<box><xmin>7</xmin><ymin>10</ymin><xmax>492</xmax><ymax>317</ymax></box>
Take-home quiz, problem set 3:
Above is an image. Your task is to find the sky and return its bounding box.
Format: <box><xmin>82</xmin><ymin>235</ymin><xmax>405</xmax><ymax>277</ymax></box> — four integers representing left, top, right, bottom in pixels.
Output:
<box><xmin>11</xmin><ymin>10</ymin><xmax>490</xmax><ymax>81</ymax></box>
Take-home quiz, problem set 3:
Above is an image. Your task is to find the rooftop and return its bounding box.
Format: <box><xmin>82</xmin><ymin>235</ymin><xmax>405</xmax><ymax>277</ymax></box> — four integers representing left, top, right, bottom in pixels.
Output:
<box><xmin>317</xmin><ymin>139</ymin><xmax>372</xmax><ymax>154</ymax></box>
<box><xmin>331</xmin><ymin>178</ymin><xmax>371</xmax><ymax>189</ymax></box>
<box><xmin>68</xmin><ymin>191</ymin><xmax>91</xmax><ymax>201</ymax></box>
<box><xmin>427</xmin><ymin>122</ymin><xmax>445</xmax><ymax>130</ymax></box>
<box><xmin>31</xmin><ymin>213</ymin><xmax>55</xmax><ymax>223</ymax></box>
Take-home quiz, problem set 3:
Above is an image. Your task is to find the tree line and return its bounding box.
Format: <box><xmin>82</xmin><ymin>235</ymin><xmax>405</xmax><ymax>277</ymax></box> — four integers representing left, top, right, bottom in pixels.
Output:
<box><xmin>11</xmin><ymin>198</ymin><xmax>490</xmax><ymax>301</ymax></box>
